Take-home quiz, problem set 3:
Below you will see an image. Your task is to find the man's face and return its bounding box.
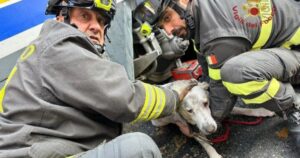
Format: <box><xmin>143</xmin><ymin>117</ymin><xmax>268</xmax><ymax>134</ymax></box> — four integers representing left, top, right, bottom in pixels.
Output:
<box><xmin>69</xmin><ymin>8</ymin><xmax>107</xmax><ymax>45</ymax></box>
<box><xmin>158</xmin><ymin>7</ymin><xmax>188</xmax><ymax>38</ymax></box>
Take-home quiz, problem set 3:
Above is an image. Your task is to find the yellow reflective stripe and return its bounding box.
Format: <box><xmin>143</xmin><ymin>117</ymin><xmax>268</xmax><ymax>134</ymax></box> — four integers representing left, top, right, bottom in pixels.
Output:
<box><xmin>223</xmin><ymin>80</ymin><xmax>268</xmax><ymax>96</ymax></box>
<box><xmin>144</xmin><ymin>85</ymin><xmax>156</xmax><ymax>120</ymax></box>
<box><xmin>146</xmin><ymin>86</ymin><xmax>161</xmax><ymax>120</ymax></box>
<box><xmin>208</xmin><ymin>67</ymin><xmax>221</xmax><ymax>80</ymax></box>
<box><xmin>0</xmin><ymin>66</ymin><xmax>18</xmax><ymax>112</ymax></box>
<box><xmin>66</xmin><ymin>156</ymin><xmax>74</xmax><ymax>158</ymax></box>
<box><xmin>139</xmin><ymin>83</ymin><xmax>156</xmax><ymax>121</ymax></box>
<box><xmin>20</xmin><ymin>45</ymin><xmax>35</xmax><ymax>61</ymax></box>
<box><xmin>95</xmin><ymin>0</ymin><xmax>112</xmax><ymax>11</ymax></box>
<box><xmin>252</xmin><ymin>0</ymin><xmax>273</xmax><ymax>50</ymax></box>
<box><xmin>131</xmin><ymin>83</ymin><xmax>151</xmax><ymax>123</ymax></box>
<box><xmin>282</xmin><ymin>27</ymin><xmax>300</xmax><ymax>49</ymax></box>
<box><xmin>144</xmin><ymin>1</ymin><xmax>155</xmax><ymax>14</ymax></box>
<box><xmin>156</xmin><ymin>87</ymin><xmax>166</xmax><ymax>119</ymax></box>
<box><xmin>131</xmin><ymin>83</ymin><xmax>167</xmax><ymax>124</ymax></box>
<box><xmin>147</xmin><ymin>86</ymin><xmax>166</xmax><ymax>120</ymax></box>
<box><xmin>242</xmin><ymin>78</ymin><xmax>280</xmax><ymax>104</ymax></box>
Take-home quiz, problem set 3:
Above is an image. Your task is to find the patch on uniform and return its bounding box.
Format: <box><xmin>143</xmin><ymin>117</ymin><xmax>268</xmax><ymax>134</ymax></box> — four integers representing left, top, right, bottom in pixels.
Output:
<box><xmin>206</xmin><ymin>54</ymin><xmax>218</xmax><ymax>65</ymax></box>
<box><xmin>231</xmin><ymin>0</ymin><xmax>275</xmax><ymax>29</ymax></box>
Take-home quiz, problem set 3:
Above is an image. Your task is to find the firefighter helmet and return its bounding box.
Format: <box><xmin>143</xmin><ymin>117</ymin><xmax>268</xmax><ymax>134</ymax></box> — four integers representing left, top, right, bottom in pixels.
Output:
<box><xmin>46</xmin><ymin>0</ymin><xmax>116</xmax><ymax>24</ymax></box>
<box><xmin>133</xmin><ymin>0</ymin><xmax>170</xmax><ymax>25</ymax></box>
<box><xmin>133</xmin><ymin>0</ymin><xmax>194</xmax><ymax>38</ymax></box>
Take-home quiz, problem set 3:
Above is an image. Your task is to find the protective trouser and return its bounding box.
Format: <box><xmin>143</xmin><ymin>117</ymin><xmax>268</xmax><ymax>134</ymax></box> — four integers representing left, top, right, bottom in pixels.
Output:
<box><xmin>221</xmin><ymin>48</ymin><xmax>300</xmax><ymax>116</ymax></box>
<box><xmin>71</xmin><ymin>132</ymin><xmax>162</xmax><ymax>158</ymax></box>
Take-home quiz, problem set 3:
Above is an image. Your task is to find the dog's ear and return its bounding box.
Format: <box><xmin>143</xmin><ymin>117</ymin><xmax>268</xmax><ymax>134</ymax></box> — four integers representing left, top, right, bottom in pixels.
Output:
<box><xmin>198</xmin><ymin>82</ymin><xmax>209</xmax><ymax>90</ymax></box>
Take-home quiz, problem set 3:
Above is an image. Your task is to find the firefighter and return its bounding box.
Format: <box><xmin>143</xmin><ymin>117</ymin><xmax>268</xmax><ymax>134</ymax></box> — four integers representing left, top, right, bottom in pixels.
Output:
<box><xmin>134</xmin><ymin>0</ymin><xmax>300</xmax><ymax>152</ymax></box>
<box><xmin>0</xmin><ymin>0</ymin><xmax>198</xmax><ymax>157</ymax></box>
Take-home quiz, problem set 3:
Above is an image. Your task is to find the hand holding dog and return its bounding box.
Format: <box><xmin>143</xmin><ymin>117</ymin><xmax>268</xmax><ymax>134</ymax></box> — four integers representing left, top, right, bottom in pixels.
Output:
<box><xmin>168</xmin><ymin>79</ymin><xmax>199</xmax><ymax>101</ymax></box>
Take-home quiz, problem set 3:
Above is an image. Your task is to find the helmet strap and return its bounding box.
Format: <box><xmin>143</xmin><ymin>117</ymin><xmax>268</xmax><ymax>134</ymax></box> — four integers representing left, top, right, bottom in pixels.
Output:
<box><xmin>61</xmin><ymin>7</ymin><xmax>71</xmax><ymax>24</ymax></box>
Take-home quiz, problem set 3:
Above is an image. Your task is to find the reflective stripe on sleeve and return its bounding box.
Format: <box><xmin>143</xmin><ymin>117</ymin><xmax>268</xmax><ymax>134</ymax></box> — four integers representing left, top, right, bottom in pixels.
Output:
<box><xmin>282</xmin><ymin>27</ymin><xmax>300</xmax><ymax>49</ymax></box>
<box><xmin>0</xmin><ymin>66</ymin><xmax>18</xmax><ymax>112</ymax></box>
<box><xmin>208</xmin><ymin>67</ymin><xmax>221</xmax><ymax>81</ymax></box>
<box><xmin>147</xmin><ymin>86</ymin><xmax>166</xmax><ymax>120</ymax></box>
<box><xmin>252</xmin><ymin>0</ymin><xmax>273</xmax><ymax>50</ymax></box>
<box><xmin>131</xmin><ymin>83</ymin><xmax>166</xmax><ymax>123</ymax></box>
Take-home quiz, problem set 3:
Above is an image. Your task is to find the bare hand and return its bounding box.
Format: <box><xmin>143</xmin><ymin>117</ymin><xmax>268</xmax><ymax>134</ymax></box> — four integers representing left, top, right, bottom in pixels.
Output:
<box><xmin>169</xmin><ymin>79</ymin><xmax>198</xmax><ymax>101</ymax></box>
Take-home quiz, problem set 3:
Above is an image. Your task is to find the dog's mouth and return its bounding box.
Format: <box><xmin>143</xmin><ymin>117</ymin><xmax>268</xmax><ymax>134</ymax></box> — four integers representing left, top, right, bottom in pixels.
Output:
<box><xmin>190</xmin><ymin>124</ymin><xmax>200</xmax><ymax>133</ymax></box>
<box><xmin>195</xmin><ymin>121</ymin><xmax>217</xmax><ymax>135</ymax></box>
<box><xmin>190</xmin><ymin>124</ymin><xmax>212</xmax><ymax>136</ymax></box>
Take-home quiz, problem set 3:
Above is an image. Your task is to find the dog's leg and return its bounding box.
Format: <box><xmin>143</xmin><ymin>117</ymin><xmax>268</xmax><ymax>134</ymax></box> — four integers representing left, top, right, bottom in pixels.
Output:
<box><xmin>231</xmin><ymin>107</ymin><xmax>275</xmax><ymax>117</ymax></box>
<box><xmin>193</xmin><ymin>134</ymin><xmax>222</xmax><ymax>158</ymax></box>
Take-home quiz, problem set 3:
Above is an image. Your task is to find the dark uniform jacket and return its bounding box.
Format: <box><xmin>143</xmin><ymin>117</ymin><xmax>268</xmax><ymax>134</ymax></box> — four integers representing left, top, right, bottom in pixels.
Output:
<box><xmin>0</xmin><ymin>20</ymin><xmax>178</xmax><ymax>158</ymax></box>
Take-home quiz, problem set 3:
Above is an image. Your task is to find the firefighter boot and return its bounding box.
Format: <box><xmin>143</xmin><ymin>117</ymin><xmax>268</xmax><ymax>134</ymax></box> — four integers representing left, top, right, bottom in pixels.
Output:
<box><xmin>287</xmin><ymin>106</ymin><xmax>300</xmax><ymax>153</ymax></box>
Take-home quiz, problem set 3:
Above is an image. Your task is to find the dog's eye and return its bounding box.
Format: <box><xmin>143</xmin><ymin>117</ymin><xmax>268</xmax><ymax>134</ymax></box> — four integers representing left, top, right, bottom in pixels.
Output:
<box><xmin>203</xmin><ymin>102</ymin><xmax>208</xmax><ymax>107</ymax></box>
<box><xmin>187</xmin><ymin>108</ymin><xmax>193</xmax><ymax>113</ymax></box>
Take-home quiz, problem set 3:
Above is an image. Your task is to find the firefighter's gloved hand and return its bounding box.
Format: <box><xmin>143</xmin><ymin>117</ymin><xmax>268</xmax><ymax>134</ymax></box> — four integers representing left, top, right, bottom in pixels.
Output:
<box><xmin>155</xmin><ymin>28</ymin><xmax>189</xmax><ymax>60</ymax></box>
<box><xmin>169</xmin><ymin>36</ymin><xmax>189</xmax><ymax>56</ymax></box>
<box><xmin>167</xmin><ymin>79</ymin><xmax>198</xmax><ymax>102</ymax></box>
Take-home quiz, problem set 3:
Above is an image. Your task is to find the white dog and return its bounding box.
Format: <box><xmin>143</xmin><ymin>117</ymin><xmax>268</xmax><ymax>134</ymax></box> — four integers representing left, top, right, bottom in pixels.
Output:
<box><xmin>152</xmin><ymin>82</ymin><xmax>275</xmax><ymax>158</ymax></box>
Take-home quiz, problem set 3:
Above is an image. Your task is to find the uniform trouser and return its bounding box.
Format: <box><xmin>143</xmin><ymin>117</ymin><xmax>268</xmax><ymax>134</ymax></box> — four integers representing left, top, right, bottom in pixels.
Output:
<box><xmin>72</xmin><ymin>132</ymin><xmax>162</xmax><ymax>158</ymax></box>
<box><xmin>197</xmin><ymin>54</ymin><xmax>210</xmax><ymax>83</ymax></box>
<box><xmin>220</xmin><ymin>48</ymin><xmax>300</xmax><ymax>117</ymax></box>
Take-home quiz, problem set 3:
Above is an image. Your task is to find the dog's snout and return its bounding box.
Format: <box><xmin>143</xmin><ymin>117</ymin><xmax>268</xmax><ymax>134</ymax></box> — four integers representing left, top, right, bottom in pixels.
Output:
<box><xmin>206</xmin><ymin>124</ymin><xmax>217</xmax><ymax>134</ymax></box>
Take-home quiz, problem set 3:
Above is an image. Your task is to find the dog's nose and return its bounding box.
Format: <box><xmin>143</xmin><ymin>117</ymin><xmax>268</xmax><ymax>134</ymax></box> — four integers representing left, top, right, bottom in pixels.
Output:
<box><xmin>206</xmin><ymin>125</ymin><xmax>217</xmax><ymax>134</ymax></box>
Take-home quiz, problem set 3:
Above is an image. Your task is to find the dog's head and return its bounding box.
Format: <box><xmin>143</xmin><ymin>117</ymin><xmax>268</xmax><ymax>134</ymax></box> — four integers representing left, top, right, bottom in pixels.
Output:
<box><xmin>178</xmin><ymin>82</ymin><xmax>217</xmax><ymax>135</ymax></box>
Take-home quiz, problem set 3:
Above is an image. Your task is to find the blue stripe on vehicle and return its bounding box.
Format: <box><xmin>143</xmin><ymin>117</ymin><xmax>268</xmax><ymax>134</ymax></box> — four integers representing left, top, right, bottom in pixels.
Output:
<box><xmin>0</xmin><ymin>0</ymin><xmax>53</xmax><ymax>41</ymax></box>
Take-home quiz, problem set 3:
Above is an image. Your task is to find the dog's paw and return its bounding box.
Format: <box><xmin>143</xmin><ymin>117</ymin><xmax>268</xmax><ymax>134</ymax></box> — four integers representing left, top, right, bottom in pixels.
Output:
<box><xmin>249</xmin><ymin>108</ymin><xmax>275</xmax><ymax>117</ymax></box>
<box><xmin>232</xmin><ymin>107</ymin><xmax>275</xmax><ymax>117</ymax></box>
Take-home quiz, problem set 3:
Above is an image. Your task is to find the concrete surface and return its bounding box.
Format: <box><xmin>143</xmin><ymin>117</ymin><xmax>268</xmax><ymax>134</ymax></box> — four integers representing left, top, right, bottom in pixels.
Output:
<box><xmin>123</xmin><ymin>109</ymin><xmax>299</xmax><ymax>158</ymax></box>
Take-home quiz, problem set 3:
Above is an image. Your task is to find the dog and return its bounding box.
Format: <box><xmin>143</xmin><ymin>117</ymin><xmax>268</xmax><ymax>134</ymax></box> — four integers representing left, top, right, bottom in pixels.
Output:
<box><xmin>152</xmin><ymin>82</ymin><xmax>275</xmax><ymax>158</ymax></box>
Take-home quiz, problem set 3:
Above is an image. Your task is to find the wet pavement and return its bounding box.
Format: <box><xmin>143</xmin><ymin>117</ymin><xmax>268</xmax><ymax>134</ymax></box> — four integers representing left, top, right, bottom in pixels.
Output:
<box><xmin>123</xmin><ymin>111</ymin><xmax>299</xmax><ymax>158</ymax></box>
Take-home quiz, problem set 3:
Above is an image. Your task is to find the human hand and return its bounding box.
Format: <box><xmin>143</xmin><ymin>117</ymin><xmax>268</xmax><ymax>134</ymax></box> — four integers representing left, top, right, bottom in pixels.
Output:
<box><xmin>166</xmin><ymin>79</ymin><xmax>198</xmax><ymax>101</ymax></box>
<box><xmin>174</xmin><ymin>113</ymin><xmax>193</xmax><ymax>137</ymax></box>
<box><xmin>152</xmin><ymin>111</ymin><xmax>193</xmax><ymax>138</ymax></box>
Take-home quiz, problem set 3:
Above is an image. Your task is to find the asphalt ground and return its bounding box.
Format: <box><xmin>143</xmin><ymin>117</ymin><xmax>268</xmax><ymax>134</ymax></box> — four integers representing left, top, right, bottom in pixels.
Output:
<box><xmin>123</xmin><ymin>106</ymin><xmax>299</xmax><ymax>158</ymax></box>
